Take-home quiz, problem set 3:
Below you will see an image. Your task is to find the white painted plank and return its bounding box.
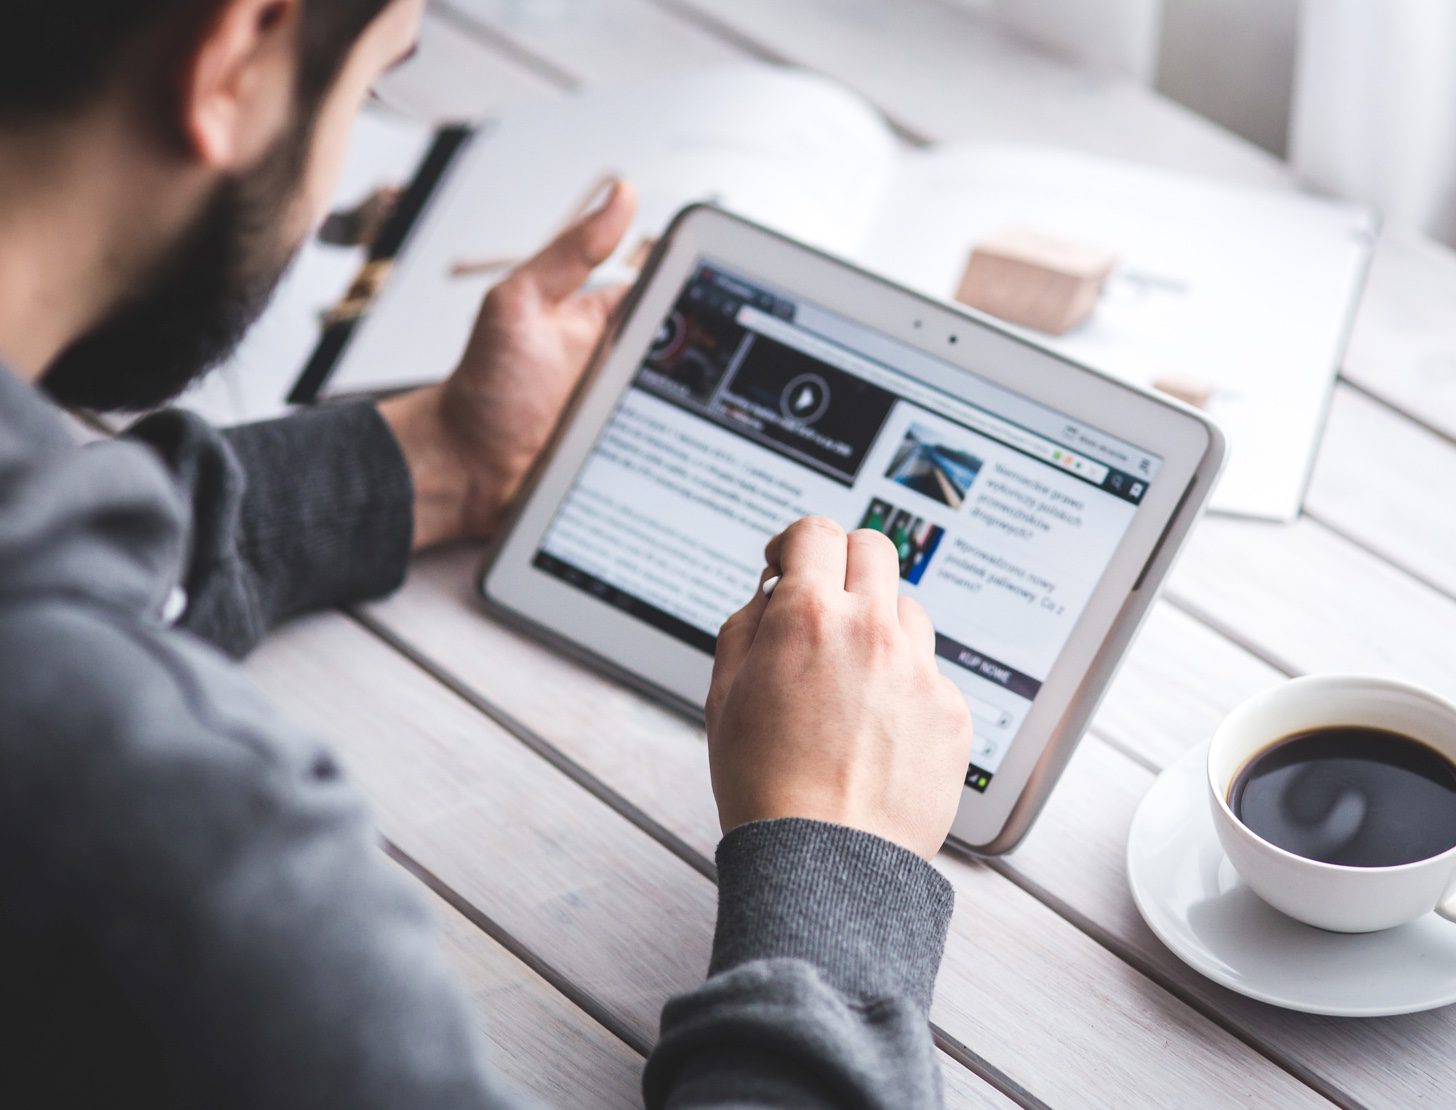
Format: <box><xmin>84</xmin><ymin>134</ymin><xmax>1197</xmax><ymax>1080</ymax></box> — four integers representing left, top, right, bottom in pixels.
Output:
<box><xmin>422</xmin><ymin>887</ymin><xmax>645</xmax><ymax>1107</ymax></box>
<box><xmin>1342</xmin><ymin>229</ymin><xmax>1456</xmax><ymax>441</ymax></box>
<box><xmin>928</xmin><ymin>849</ymin><xmax>1330</xmax><ymax>1110</ymax></box>
<box><xmin>1167</xmin><ymin>516</ymin><xmax>1456</xmax><ymax>701</ymax></box>
<box><xmin>1307</xmin><ymin>385</ymin><xmax>1456</xmax><ymax>598</ymax></box>
<box><xmin>356</xmin><ymin>550</ymin><xmax>1334</xmax><ymax>1109</ymax></box>
<box><xmin>246</xmin><ymin>612</ymin><xmax>715</xmax><ymax>1046</ymax></box>
<box><xmin>1092</xmin><ymin>602</ymin><xmax>1286</xmax><ymax>771</ymax></box>
<box><xmin>938</xmin><ymin>1058</ymin><xmax>1020</xmax><ymax>1110</ymax></box>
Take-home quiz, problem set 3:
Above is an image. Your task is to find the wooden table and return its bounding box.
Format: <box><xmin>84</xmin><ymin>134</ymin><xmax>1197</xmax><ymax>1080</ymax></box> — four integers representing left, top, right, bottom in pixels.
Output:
<box><xmin>246</xmin><ymin>3</ymin><xmax>1456</xmax><ymax>1105</ymax></box>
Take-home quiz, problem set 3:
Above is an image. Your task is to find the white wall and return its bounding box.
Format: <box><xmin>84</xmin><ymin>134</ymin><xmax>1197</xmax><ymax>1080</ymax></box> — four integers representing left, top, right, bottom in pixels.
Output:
<box><xmin>1154</xmin><ymin>0</ymin><xmax>1300</xmax><ymax>156</ymax></box>
<box><xmin>942</xmin><ymin>0</ymin><xmax>1456</xmax><ymax>241</ymax></box>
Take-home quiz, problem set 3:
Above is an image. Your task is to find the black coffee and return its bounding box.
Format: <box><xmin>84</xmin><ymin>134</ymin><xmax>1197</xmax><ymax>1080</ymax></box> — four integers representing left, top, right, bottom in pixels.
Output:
<box><xmin>1228</xmin><ymin>726</ymin><xmax>1456</xmax><ymax>868</ymax></box>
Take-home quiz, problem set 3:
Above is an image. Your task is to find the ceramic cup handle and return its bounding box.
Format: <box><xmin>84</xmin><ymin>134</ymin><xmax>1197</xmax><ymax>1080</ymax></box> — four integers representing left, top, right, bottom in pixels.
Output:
<box><xmin>1440</xmin><ymin>872</ymin><xmax>1456</xmax><ymax>924</ymax></box>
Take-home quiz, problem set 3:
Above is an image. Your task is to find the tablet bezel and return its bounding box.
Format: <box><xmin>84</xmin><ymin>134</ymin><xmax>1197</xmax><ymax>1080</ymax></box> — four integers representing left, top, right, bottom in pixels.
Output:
<box><xmin>479</xmin><ymin>205</ymin><xmax>1224</xmax><ymax>854</ymax></box>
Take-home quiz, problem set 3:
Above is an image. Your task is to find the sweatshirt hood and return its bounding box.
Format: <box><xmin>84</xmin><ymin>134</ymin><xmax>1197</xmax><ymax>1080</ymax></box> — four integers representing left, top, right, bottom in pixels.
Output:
<box><xmin>0</xmin><ymin>366</ymin><xmax>185</xmax><ymax>618</ymax></box>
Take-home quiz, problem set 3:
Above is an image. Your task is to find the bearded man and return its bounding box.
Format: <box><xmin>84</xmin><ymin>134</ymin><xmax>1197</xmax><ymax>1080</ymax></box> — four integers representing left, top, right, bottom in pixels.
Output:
<box><xmin>0</xmin><ymin>3</ymin><xmax>972</xmax><ymax>1106</ymax></box>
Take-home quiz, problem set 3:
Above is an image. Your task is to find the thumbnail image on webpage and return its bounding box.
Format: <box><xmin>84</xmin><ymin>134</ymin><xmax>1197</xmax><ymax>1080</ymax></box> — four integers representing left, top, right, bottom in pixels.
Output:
<box><xmin>535</xmin><ymin>261</ymin><xmax>1159</xmax><ymax>792</ymax></box>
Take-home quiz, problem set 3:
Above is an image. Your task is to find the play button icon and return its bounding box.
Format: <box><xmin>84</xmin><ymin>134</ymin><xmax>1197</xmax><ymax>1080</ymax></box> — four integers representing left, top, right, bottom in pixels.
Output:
<box><xmin>780</xmin><ymin>373</ymin><xmax>830</xmax><ymax>424</ymax></box>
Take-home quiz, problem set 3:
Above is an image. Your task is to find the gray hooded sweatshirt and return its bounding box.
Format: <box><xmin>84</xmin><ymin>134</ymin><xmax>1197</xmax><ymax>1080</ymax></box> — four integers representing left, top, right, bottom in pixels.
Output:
<box><xmin>0</xmin><ymin>365</ymin><xmax>952</xmax><ymax>1108</ymax></box>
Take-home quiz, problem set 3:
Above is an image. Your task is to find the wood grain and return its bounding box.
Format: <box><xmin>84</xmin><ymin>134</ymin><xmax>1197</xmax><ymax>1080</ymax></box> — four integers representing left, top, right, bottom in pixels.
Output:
<box><xmin>1341</xmin><ymin>229</ymin><xmax>1456</xmax><ymax>440</ymax></box>
<box><xmin>1306</xmin><ymin>385</ymin><xmax>1456</xmax><ymax>599</ymax></box>
<box><xmin>418</xmin><ymin>883</ymin><xmax>645</xmax><ymax>1107</ymax></box>
<box><xmin>1167</xmin><ymin>515</ymin><xmax>1456</xmax><ymax>701</ymax></box>
<box><xmin>1092</xmin><ymin>602</ymin><xmax>1287</xmax><ymax>771</ymax></box>
<box><xmin>246</xmin><ymin>611</ymin><xmax>717</xmax><ymax>1048</ymax></box>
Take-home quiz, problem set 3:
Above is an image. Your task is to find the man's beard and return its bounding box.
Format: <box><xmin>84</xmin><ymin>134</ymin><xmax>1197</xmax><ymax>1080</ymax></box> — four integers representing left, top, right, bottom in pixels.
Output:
<box><xmin>41</xmin><ymin>123</ymin><xmax>309</xmax><ymax>413</ymax></box>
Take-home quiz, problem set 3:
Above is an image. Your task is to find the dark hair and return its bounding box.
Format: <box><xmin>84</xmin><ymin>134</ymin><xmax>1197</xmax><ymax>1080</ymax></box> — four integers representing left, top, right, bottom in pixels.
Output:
<box><xmin>0</xmin><ymin>0</ymin><xmax>395</xmax><ymax>125</ymax></box>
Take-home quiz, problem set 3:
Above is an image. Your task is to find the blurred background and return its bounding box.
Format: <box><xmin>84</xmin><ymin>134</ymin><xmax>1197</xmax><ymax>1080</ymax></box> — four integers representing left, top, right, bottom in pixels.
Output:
<box><xmin>955</xmin><ymin>0</ymin><xmax>1456</xmax><ymax>246</ymax></box>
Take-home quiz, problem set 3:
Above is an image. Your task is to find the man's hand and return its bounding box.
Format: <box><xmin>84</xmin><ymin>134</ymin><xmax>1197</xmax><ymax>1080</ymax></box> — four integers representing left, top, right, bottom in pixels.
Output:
<box><xmin>707</xmin><ymin>516</ymin><xmax>974</xmax><ymax>860</ymax></box>
<box><xmin>380</xmin><ymin>180</ymin><xmax>638</xmax><ymax>550</ymax></box>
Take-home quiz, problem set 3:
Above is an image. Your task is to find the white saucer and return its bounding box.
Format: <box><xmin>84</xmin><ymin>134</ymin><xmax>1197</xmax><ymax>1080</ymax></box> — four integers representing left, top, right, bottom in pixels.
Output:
<box><xmin>1127</xmin><ymin>743</ymin><xmax>1456</xmax><ymax>1017</ymax></box>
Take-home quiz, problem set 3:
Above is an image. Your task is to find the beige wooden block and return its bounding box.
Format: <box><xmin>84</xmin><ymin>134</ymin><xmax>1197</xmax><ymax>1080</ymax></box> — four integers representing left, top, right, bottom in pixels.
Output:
<box><xmin>956</xmin><ymin>228</ymin><xmax>1116</xmax><ymax>335</ymax></box>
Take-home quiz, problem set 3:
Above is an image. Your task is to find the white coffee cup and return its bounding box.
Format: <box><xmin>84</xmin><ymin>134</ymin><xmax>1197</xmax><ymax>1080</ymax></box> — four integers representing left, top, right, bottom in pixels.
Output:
<box><xmin>1207</xmin><ymin>674</ymin><xmax>1456</xmax><ymax>933</ymax></box>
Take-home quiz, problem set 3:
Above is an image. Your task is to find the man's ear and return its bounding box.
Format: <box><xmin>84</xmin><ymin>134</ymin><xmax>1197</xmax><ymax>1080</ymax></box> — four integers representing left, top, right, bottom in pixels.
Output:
<box><xmin>179</xmin><ymin>0</ymin><xmax>300</xmax><ymax>169</ymax></box>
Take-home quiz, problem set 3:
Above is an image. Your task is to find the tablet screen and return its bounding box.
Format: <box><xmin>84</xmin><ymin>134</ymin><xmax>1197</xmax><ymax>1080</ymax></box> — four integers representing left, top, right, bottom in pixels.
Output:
<box><xmin>533</xmin><ymin>260</ymin><xmax>1163</xmax><ymax>792</ymax></box>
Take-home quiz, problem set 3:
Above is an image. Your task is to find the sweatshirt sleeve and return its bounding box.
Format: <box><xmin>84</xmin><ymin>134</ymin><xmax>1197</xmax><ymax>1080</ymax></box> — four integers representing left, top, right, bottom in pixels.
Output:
<box><xmin>124</xmin><ymin>402</ymin><xmax>413</xmax><ymax>657</ymax></box>
<box><xmin>643</xmin><ymin>818</ymin><xmax>954</xmax><ymax>1110</ymax></box>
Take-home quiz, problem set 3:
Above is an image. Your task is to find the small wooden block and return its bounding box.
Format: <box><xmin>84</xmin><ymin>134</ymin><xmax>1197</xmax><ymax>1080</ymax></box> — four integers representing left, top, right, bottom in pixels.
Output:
<box><xmin>956</xmin><ymin>228</ymin><xmax>1117</xmax><ymax>335</ymax></box>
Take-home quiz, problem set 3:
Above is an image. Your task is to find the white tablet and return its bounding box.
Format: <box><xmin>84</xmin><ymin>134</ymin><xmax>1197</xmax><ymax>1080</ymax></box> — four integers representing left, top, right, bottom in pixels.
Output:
<box><xmin>480</xmin><ymin>206</ymin><xmax>1224</xmax><ymax>853</ymax></box>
